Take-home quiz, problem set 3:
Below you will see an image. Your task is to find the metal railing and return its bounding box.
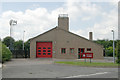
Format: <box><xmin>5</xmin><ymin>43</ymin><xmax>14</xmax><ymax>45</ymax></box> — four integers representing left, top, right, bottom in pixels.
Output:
<box><xmin>11</xmin><ymin>50</ymin><xmax>30</xmax><ymax>58</ymax></box>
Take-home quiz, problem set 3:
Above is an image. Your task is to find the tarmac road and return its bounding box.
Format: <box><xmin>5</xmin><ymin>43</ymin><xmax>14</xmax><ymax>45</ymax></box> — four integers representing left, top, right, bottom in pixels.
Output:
<box><xmin>2</xmin><ymin>59</ymin><xmax>118</xmax><ymax>78</ymax></box>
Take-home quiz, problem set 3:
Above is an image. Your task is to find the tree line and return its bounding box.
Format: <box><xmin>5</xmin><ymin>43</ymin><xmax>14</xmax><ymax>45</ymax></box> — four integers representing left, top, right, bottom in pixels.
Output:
<box><xmin>2</xmin><ymin>36</ymin><xmax>30</xmax><ymax>53</ymax></box>
<box><xmin>94</xmin><ymin>39</ymin><xmax>120</xmax><ymax>63</ymax></box>
<box><xmin>94</xmin><ymin>39</ymin><xmax>117</xmax><ymax>57</ymax></box>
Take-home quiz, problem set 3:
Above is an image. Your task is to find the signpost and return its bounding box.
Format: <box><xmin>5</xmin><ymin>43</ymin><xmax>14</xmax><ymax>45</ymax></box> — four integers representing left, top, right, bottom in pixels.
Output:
<box><xmin>83</xmin><ymin>54</ymin><xmax>86</xmax><ymax>62</ymax></box>
<box><xmin>82</xmin><ymin>53</ymin><xmax>93</xmax><ymax>63</ymax></box>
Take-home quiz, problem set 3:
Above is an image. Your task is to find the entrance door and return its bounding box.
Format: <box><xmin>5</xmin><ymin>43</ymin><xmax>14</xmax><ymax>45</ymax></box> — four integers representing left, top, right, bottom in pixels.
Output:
<box><xmin>78</xmin><ymin>48</ymin><xmax>85</xmax><ymax>59</ymax></box>
<box><xmin>36</xmin><ymin>42</ymin><xmax>52</xmax><ymax>58</ymax></box>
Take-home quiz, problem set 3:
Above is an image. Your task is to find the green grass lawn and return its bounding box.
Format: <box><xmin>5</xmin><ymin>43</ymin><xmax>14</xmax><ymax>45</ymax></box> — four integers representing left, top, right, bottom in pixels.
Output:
<box><xmin>55</xmin><ymin>61</ymin><xmax>118</xmax><ymax>67</ymax></box>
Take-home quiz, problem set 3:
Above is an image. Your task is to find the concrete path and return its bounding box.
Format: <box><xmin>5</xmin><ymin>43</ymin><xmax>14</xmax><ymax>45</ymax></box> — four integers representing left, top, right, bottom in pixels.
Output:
<box><xmin>2</xmin><ymin>59</ymin><xmax>118</xmax><ymax>78</ymax></box>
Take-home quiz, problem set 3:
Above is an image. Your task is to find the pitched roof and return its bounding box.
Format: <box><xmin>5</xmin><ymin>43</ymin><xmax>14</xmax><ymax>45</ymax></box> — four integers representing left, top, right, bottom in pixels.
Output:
<box><xmin>30</xmin><ymin>27</ymin><xmax>103</xmax><ymax>47</ymax></box>
<box><xmin>30</xmin><ymin>27</ymin><xmax>57</xmax><ymax>41</ymax></box>
<box><xmin>57</xmin><ymin>27</ymin><xmax>103</xmax><ymax>47</ymax></box>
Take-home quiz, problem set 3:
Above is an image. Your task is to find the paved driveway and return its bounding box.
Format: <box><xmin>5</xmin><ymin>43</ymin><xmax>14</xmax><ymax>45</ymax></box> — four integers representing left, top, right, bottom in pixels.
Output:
<box><xmin>2</xmin><ymin>59</ymin><xmax>118</xmax><ymax>78</ymax></box>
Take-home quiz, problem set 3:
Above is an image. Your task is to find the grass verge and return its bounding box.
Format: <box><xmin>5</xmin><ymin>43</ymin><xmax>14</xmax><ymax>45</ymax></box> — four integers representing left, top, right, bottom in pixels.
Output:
<box><xmin>55</xmin><ymin>61</ymin><xmax>118</xmax><ymax>67</ymax></box>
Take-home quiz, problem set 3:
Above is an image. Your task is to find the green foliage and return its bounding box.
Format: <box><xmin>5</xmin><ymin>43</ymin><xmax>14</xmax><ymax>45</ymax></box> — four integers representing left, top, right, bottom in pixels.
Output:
<box><xmin>94</xmin><ymin>39</ymin><xmax>117</xmax><ymax>57</ymax></box>
<box><xmin>24</xmin><ymin>40</ymin><xmax>30</xmax><ymax>52</ymax></box>
<box><xmin>116</xmin><ymin>40</ymin><xmax>120</xmax><ymax>64</ymax></box>
<box><xmin>2</xmin><ymin>43</ymin><xmax>12</xmax><ymax>63</ymax></box>
<box><xmin>14</xmin><ymin>40</ymin><xmax>23</xmax><ymax>50</ymax></box>
<box><xmin>2</xmin><ymin>36</ymin><xmax>15</xmax><ymax>47</ymax></box>
<box><xmin>24</xmin><ymin>40</ymin><xmax>30</xmax><ymax>58</ymax></box>
<box><xmin>0</xmin><ymin>41</ymin><xmax>2</xmax><ymax>62</ymax></box>
<box><xmin>94</xmin><ymin>39</ymin><xmax>117</xmax><ymax>49</ymax></box>
<box><xmin>105</xmin><ymin>47</ymin><xmax>117</xmax><ymax>57</ymax></box>
<box><xmin>105</xmin><ymin>47</ymin><xmax>113</xmax><ymax>57</ymax></box>
<box><xmin>2</xmin><ymin>36</ymin><xmax>30</xmax><ymax>57</ymax></box>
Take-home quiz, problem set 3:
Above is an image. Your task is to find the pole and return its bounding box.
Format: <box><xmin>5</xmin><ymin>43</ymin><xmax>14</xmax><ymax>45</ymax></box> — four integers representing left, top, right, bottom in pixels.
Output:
<box><xmin>84</xmin><ymin>58</ymin><xmax>86</xmax><ymax>63</ymax></box>
<box><xmin>90</xmin><ymin>58</ymin><xmax>91</xmax><ymax>63</ymax></box>
<box><xmin>112</xmin><ymin>30</ymin><xmax>115</xmax><ymax>63</ymax></box>
<box><xmin>23</xmin><ymin>31</ymin><xmax>25</xmax><ymax>58</ymax></box>
<box><xmin>113</xmin><ymin>31</ymin><xmax>115</xmax><ymax>63</ymax></box>
<box><xmin>9</xmin><ymin>20</ymin><xmax>17</xmax><ymax>50</ymax></box>
<box><xmin>23</xmin><ymin>30</ymin><xmax>25</xmax><ymax>50</ymax></box>
<box><xmin>10</xmin><ymin>25</ymin><xmax>12</xmax><ymax>50</ymax></box>
<box><xmin>10</xmin><ymin>25</ymin><xmax>12</xmax><ymax>37</ymax></box>
<box><xmin>9</xmin><ymin>25</ymin><xmax>11</xmax><ymax>50</ymax></box>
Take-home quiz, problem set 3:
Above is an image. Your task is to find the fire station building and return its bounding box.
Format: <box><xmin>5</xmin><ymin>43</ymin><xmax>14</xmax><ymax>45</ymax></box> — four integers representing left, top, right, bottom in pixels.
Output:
<box><xmin>30</xmin><ymin>14</ymin><xmax>103</xmax><ymax>59</ymax></box>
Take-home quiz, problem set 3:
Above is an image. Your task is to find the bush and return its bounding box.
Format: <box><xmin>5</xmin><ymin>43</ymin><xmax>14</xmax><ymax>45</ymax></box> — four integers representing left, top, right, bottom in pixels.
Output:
<box><xmin>105</xmin><ymin>47</ymin><xmax>113</xmax><ymax>57</ymax></box>
<box><xmin>0</xmin><ymin>42</ymin><xmax>2</xmax><ymax>63</ymax></box>
<box><xmin>2</xmin><ymin>43</ymin><xmax>12</xmax><ymax>63</ymax></box>
<box><xmin>105</xmin><ymin>47</ymin><xmax>117</xmax><ymax>57</ymax></box>
<box><xmin>116</xmin><ymin>40</ymin><xmax>120</xmax><ymax>64</ymax></box>
<box><xmin>116</xmin><ymin>59</ymin><xmax>120</xmax><ymax>64</ymax></box>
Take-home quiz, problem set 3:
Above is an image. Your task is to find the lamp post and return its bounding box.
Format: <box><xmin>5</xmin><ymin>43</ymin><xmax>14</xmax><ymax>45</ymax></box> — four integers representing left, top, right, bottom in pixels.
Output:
<box><xmin>111</xmin><ymin>30</ymin><xmax>115</xmax><ymax>63</ymax></box>
<box><xmin>23</xmin><ymin>30</ymin><xmax>25</xmax><ymax>50</ymax></box>
<box><xmin>9</xmin><ymin>19</ymin><xmax>17</xmax><ymax>37</ymax></box>
<box><xmin>9</xmin><ymin>19</ymin><xmax>17</xmax><ymax>50</ymax></box>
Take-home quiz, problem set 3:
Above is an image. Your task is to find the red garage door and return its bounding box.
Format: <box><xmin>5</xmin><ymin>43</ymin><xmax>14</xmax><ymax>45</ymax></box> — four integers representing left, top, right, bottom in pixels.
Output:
<box><xmin>36</xmin><ymin>42</ymin><xmax>52</xmax><ymax>58</ymax></box>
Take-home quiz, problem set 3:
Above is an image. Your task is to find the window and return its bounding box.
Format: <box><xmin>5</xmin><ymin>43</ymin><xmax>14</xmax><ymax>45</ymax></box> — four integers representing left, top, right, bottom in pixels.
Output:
<box><xmin>43</xmin><ymin>50</ymin><xmax>46</xmax><ymax>52</ymax></box>
<box><xmin>43</xmin><ymin>47</ymin><xmax>46</xmax><ymax>49</ymax></box>
<box><xmin>78</xmin><ymin>48</ymin><xmax>80</xmax><ymax>53</ymax></box>
<box><xmin>38</xmin><ymin>47</ymin><xmax>41</xmax><ymax>49</ymax></box>
<box><xmin>48</xmin><ymin>53</ymin><xmax>51</xmax><ymax>55</ymax></box>
<box><xmin>38</xmin><ymin>53</ymin><xmax>41</xmax><ymax>55</ymax></box>
<box><xmin>87</xmin><ymin>48</ymin><xmax>91</xmax><ymax>51</ymax></box>
<box><xmin>48</xmin><ymin>47</ymin><xmax>51</xmax><ymax>49</ymax></box>
<box><xmin>48</xmin><ymin>50</ymin><xmax>51</xmax><ymax>52</ymax></box>
<box><xmin>81</xmin><ymin>48</ymin><xmax>84</xmax><ymax>53</ymax></box>
<box><xmin>70</xmin><ymin>48</ymin><xmax>74</xmax><ymax>54</ymax></box>
<box><xmin>38</xmin><ymin>50</ymin><xmax>41</xmax><ymax>52</ymax></box>
<box><xmin>61</xmin><ymin>48</ymin><xmax>66</xmax><ymax>54</ymax></box>
<box><xmin>43</xmin><ymin>53</ymin><xmax>46</xmax><ymax>55</ymax></box>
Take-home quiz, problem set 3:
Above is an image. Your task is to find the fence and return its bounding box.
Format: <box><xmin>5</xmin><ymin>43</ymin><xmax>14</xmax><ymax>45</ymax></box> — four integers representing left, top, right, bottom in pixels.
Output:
<box><xmin>11</xmin><ymin>50</ymin><xmax>30</xmax><ymax>58</ymax></box>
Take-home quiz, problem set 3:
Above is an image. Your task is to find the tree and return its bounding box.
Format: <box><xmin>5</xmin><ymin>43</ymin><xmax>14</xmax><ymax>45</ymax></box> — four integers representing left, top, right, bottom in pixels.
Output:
<box><xmin>94</xmin><ymin>39</ymin><xmax>117</xmax><ymax>57</ymax></box>
<box><xmin>24</xmin><ymin>40</ymin><xmax>30</xmax><ymax>51</ymax></box>
<box><xmin>105</xmin><ymin>46</ymin><xmax>117</xmax><ymax>57</ymax></box>
<box><xmin>14</xmin><ymin>40</ymin><xmax>23</xmax><ymax>50</ymax></box>
<box><xmin>94</xmin><ymin>39</ymin><xmax>111</xmax><ymax>48</ymax></box>
<box><xmin>2</xmin><ymin>43</ymin><xmax>12</xmax><ymax>63</ymax></box>
<box><xmin>105</xmin><ymin>47</ymin><xmax>113</xmax><ymax>57</ymax></box>
<box><xmin>2</xmin><ymin>36</ymin><xmax>15</xmax><ymax>47</ymax></box>
<box><xmin>24</xmin><ymin>40</ymin><xmax>30</xmax><ymax>58</ymax></box>
<box><xmin>116</xmin><ymin>40</ymin><xmax>120</xmax><ymax>63</ymax></box>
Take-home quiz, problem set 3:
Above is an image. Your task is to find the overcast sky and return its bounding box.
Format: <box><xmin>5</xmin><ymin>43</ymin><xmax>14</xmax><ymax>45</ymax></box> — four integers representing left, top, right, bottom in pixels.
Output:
<box><xmin>0</xmin><ymin>0</ymin><xmax>118</xmax><ymax>41</ymax></box>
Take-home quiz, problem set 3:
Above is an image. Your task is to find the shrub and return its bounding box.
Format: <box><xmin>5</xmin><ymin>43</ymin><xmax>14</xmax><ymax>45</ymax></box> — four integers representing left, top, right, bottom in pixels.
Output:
<box><xmin>0</xmin><ymin>42</ymin><xmax>2</xmax><ymax>63</ymax></box>
<box><xmin>105</xmin><ymin>47</ymin><xmax>113</xmax><ymax>57</ymax></box>
<box><xmin>105</xmin><ymin>47</ymin><xmax>117</xmax><ymax>57</ymax></box>
<box><xmin>2</xmin><ymin>43</ymin><xmax>12</xmax><ymax>63</ymax></box>
<box><xmin>116</xmin><ymin>40</ymin><xmax>120</xmax><ymax>64</ymax></box>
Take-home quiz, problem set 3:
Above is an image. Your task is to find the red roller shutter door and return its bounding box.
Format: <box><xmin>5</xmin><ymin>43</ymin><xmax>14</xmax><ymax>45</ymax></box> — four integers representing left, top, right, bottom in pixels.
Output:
<box><xmin>36</xmin><ymin>42</ymin><xmax>52</xmax><ymax>58</ymax></box>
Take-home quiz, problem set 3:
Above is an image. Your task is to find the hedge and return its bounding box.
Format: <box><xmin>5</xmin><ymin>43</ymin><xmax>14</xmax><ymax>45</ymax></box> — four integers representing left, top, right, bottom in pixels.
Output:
<box><xmin>0</xmin><ymin>42</ymin><xmax>1</xmax><ymax>63</ymax></box>
<box><xmin>116</xmin><ymin>40</ymin><xmax>120</xmax><ymax>64</ymax></box>
<box><xmin>2</xmin><ymin>43</ymin><xmax>12</xmax><ymax>63</ymax></box>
